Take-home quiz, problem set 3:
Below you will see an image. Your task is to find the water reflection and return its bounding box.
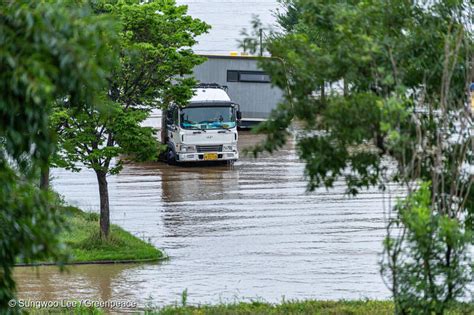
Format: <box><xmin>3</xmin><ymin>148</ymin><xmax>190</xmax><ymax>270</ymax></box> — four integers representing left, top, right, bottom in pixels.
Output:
<box><xmin>15</xmin><ymin>264</ymin><xmax>140</xmax><ymax>304</ymax></box>
<box><xmin>160</xmin><ymin>163</ymin><xmax>238</xmax><ymax>238</ymax></box>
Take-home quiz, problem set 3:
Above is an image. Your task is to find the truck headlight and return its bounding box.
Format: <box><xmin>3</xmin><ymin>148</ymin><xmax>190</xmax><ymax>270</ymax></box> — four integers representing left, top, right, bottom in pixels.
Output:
<box><xmin>223</xmin><ymin>145</ymin><xmax>236</xmax><ymax>152</ymax></box>
<box><xmin>180</xmin><ymin>144</ymin><xmax>196</xmax><ymax>153</ymax></box>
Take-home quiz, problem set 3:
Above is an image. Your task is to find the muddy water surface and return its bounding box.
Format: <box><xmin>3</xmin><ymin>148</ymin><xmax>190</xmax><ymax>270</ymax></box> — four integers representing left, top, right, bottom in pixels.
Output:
<box><xmin>14</xmin><ymin>132</ymin><xmax>403</xmax><ymax>307</ymax></box>
<box><xmin>12</xmin><ymin>0</ymin><xmax>405</xmax><ymax>310</ymax></box>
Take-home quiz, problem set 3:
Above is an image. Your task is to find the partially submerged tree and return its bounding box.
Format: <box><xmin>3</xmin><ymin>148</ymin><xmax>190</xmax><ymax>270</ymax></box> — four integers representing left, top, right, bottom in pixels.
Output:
<box><xmin>247</xmin><ymin>0</ymin><xmax>473</xmax><ymax>313</ymax></box>
<box><xmin>0</xmin><ymin>0</ymin><xmax>116</xmax><ymax>311</ymax></box>
<box><xmin>53</xmin><ymin>0</ymin><xmax>209</xmax><ymax>239</ymax></box>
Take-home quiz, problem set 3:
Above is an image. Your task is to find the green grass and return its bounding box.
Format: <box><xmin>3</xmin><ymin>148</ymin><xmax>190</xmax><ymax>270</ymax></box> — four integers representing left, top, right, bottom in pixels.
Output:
<box><xmin>59</xmin><ymin>206</ymin><xmax>163</xmax><ymax>263</ymax></box>
<box><xmin>149</xmin><ymin>300</ymin><xmax>473</xmax><ymax>315</ymax></box>
<box><xmin>149</xmin><ymin>300</ymin><xmax>394</xmax><ymax>315</ymax></box>
<box><xmin>25</xmin><ymin>300</ymin><xmax>474</xmax><ymax>315</ymax></box>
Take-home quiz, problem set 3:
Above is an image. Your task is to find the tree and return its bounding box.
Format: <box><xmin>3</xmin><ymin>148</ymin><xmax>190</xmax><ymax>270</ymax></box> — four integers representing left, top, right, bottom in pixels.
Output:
<box><xmin>238</xmin><ymin>15</ymin><xmax>267</xmax><ymax>56</ymax></box>
<box><xmin>246</xmin><ymin>0</ymin><xmax>473</xmax><ymax>313</ymax></box>
<box><xmin>53</xmin><ymin>0</ymin><xmax>210</xmax><ymax>239</ymax></box>
<box><xmin>0</xmin><ymin>0</ymin><xmax>117</xmax><ymax>311</ymax></box>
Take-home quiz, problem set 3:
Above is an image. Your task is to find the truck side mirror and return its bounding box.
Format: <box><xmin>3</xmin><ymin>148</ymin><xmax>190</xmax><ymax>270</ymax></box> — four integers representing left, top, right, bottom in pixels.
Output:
<box><xmin>165</xmin><ymin>110</ymin><xmax>173</xmax><ymax>125</ymax></box>
<box><xmin>236</xmin><ymin>111</ymin><xmax>242</xmax><ymax>120</ymax></box>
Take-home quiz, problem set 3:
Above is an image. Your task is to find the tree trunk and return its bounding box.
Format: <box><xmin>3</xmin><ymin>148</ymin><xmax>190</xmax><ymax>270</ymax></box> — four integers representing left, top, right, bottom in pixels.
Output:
<box><xmin>343</xmin><ymin>79</ymin><xmax>349</xmax><ymax>97</ymax></box>
<box><xmin>40</xmin><ymin>165</ymin><xmax>50</xmax><ymax>190</ymax></box>
<box><xmin>96</xmin><ymin>170</ymin><xmax>110</xmax><ymax>239</ymax></box>
<box><xmin>321</xmin><ymin>83</ymin><xmax>325</xmax><ymax>104</ymax></box>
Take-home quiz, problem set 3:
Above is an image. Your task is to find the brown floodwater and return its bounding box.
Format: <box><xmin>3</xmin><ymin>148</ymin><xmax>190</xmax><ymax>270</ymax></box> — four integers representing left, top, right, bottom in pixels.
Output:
<box><xmin>14</xmin><ymin>131</ymin><xmax>404</xmax><ymax>309</ymax></box>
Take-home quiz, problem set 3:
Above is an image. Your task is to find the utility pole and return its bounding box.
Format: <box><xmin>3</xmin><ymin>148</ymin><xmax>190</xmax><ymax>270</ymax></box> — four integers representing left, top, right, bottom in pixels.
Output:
<box><xmin>470</xmin><ymin>82</ymin><xmax>474</xmax><ymax>115</ymax></box>
<box><xmin>259</xmin><ymin>28</ymin><xmax>263</xmax><ymax>56</ymax></box>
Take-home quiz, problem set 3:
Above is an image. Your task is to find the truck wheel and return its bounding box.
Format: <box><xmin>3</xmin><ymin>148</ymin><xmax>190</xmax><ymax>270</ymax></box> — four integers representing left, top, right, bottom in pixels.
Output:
<box><xmin>166</xmin><ymin>148</ymin><xmax>177</xmax><ymax>165</ymax></box>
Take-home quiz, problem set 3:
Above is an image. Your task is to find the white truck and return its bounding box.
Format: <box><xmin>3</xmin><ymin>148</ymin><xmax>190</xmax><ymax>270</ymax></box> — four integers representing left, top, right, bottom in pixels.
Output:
<box><xmin>161</xmin><ymin>84</ymin><xmax>241</xmax><ymax>164</ymax></box>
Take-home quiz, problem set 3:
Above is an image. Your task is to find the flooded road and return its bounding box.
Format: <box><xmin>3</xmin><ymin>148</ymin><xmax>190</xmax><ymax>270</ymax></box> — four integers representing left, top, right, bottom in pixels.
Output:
<box><xmin>14</xmin><ymin>1</ymin><xmax>402</xmax><ymax>307</ymax></box>
<box><xmin>15</xmin><ymin>132</ymin><xmax>403</xmax><ymax>307</ymax></box>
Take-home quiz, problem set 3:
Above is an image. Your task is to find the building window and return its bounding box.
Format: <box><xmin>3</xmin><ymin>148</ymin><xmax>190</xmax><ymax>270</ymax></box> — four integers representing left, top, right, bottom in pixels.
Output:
<box><xmin>239</xmin><ymin>71</ymin><xmax>271</xmax><ymax>83</ymax></box>
<box><xmin>227</xmin><ymin>70</ymin><xmax>270</xmax><ymax>83</ymax></box>
<box><xmin>227</xmin><ymin>70</ymin><xmax>239</xmax><ymax>82</ymax></box>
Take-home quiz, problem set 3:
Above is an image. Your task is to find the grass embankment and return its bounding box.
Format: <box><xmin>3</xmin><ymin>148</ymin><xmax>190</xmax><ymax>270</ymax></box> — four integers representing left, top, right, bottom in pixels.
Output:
<box><xmin>41</xmin><ymin>300</ymin><xmax>474</xmax><ymax>315</ymax></box>
<box><xmin>31</xmin><ymin>301</ymin><xmax>391</xmax><ymax>315</ymax></box>
<box><xmin>36</xmin><ymin>300</ymin><xmax>471</xmax><ymax>315</ymax></box>
<box><xmin>59</xmin><ymin>206</ymin><xmax>163</xmax><ymax>263</ymax></box>
<box><xmin>151</xmin><ymin>300</ymin><xmax>473</xmax><ymax>315</ymax></box>
<box><xmin>152</xmin><ymin>300</ymin><xmax>395</xmax><ymax>315</ymax></box>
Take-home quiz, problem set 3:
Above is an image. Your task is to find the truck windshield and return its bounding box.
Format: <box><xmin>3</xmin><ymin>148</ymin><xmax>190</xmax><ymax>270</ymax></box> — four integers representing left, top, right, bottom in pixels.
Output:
<box><xmin>180</xmin><ymin>106</ymin><xmax>236</xmax><ymax>130</ymax></box>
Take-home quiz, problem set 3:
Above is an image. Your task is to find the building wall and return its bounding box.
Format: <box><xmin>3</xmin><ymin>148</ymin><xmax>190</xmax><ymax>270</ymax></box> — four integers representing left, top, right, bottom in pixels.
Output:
<box><xmin>193</xmin><ymin>56</ymin><xmax>283</xmax><ymax>120</ymax></box>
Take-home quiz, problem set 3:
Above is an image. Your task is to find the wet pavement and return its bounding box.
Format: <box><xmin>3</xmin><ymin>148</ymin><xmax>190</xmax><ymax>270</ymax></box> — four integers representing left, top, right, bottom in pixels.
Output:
<box><xmin>14</xmin><ymin>131</ymin><xmax>404</xmax><ymax>307</ymax></box>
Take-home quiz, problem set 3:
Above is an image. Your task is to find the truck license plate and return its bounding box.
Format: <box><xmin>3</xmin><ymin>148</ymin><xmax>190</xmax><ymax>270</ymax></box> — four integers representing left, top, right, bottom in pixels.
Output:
<box><xmin>204</xmin><ymin>153</ymin><xmax>218</xmax><ymax>161</ymax></box>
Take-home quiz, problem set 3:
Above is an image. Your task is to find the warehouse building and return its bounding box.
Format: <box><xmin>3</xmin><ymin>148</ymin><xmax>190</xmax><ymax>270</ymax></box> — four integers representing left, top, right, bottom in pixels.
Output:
<box><xmin>193</xmin><ymin>55</ymin><xmax>283</xmax><ymax>128</ymax></box>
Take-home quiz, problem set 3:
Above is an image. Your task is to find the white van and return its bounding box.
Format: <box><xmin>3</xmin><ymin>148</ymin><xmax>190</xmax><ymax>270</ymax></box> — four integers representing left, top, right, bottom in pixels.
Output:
<box><xmin>161</xmin><ymin>84</ymin><xmax>241</xmax><ymax>163</ymax></box>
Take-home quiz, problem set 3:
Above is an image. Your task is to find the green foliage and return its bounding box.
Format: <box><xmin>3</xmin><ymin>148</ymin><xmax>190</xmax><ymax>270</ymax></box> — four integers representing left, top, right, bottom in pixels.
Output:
<box><xmin>275</xmin><ymin>0</ymin><xmax>301</xmax><ymax>33</ymax></box>
<box><xmin>52</xmin><ymin>0</ymin><xmax>210</xmax><ymax>238</ymax></box>
<box><xmin>53</xmin><ymin>0</ymin><xmax>211</xmax><ymax>171</ymax></box>
<box><xmin>247</xmin><ymin>0</ymin><xmax>473</xmax><ymax>313</ymax></box>
<box><xmin>0</xmin><ymin>0</ymin><xmax>118</xmax><ymax>312</ymax></box>
<box><xmin>0</xmin><ymin>1</ymin><xmax>115</xmax><ymax>171</ymax></box>
<box><xmin>53</xmin><ymin>0</ymin><xmax>210</xmax><ymax>172</ymax></box>
<box><xmin>0</xmin><ymin>168</ymin><xmax>66</xmax><ymax>312</ymax></box>
<box><xmin>52</xmin><ymin>100</ymin><xmax>158</xmax><ymax>175</ymax></box>
<box><xmin>106</xmin><ymin>0</ymin><xmax>209</xmax><ymax>107</ymax></box>
<box><xmin>255</xmin><ymin>1</ymin><xmax>471</xmax><ymax>181</ymax></box>
<box><xmin>383</xmin><ymin>183</ymin><xmax>472</xmax><ymax>314</ymax></box>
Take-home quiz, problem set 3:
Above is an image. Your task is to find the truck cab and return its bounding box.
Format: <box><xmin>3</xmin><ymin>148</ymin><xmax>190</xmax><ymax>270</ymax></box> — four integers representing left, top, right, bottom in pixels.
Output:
<box><xmin>162</xmin><ymin>84</ymin><xmax>241</xmax><ymax>163</ymax></box>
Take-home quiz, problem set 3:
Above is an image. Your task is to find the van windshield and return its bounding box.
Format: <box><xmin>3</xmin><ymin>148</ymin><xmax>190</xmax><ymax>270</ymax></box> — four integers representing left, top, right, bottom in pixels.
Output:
<box><xmin>180</xmin><ymin>106</ymin><xmax>236</xmax><ymax>130</ymax></box>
